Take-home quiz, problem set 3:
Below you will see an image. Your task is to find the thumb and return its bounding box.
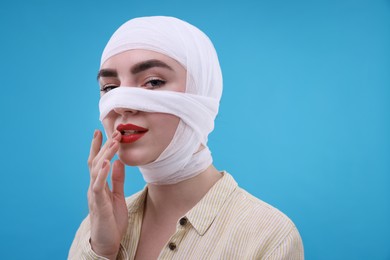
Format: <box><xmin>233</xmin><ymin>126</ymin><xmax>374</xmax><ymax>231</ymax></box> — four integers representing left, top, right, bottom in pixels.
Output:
<box><xmin>111</xmin><ymin>160</ymin><xmax>125</xmax><ymax>196</ymax></box>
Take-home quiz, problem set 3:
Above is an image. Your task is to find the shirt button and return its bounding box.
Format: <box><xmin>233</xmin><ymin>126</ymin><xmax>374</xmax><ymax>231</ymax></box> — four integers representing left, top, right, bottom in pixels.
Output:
<box><xmin>179</xmin><ymin>217</ymin><xmax>187</xmax><ymax>226</ymax></box>
<box><xmin>168</xmin><ymin>242</ymin><xmax>177</xmax><ymax>251</ymax></box>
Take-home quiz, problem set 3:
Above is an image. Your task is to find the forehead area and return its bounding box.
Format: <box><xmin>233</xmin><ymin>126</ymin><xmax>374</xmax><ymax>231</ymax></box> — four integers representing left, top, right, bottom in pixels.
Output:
<box><xmin>100</xmin><ymin>49</ymin><xmax>186</xmax><ymax>72</ymax></box>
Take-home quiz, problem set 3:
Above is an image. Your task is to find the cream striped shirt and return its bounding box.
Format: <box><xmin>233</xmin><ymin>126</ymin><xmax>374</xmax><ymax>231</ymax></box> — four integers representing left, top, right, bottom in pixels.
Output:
<box><xmin>69</xmin><ymin>172</ymin><xmax>304</xmax><ymax>259</ymax></box>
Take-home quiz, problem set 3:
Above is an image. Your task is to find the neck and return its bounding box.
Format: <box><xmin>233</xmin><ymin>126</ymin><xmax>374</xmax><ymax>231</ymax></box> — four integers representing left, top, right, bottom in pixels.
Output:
<box><xmin>145</xmin><ymin>165</ymin><xmax>222</xmax><ymax>220</ymax></box>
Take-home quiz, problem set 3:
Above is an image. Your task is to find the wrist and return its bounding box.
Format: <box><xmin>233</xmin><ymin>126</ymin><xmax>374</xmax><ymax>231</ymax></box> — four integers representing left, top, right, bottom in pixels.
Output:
<box><xmin>89</xmin><ymin>238</ymin><xmax>119</xmax><ymax>260</ymax></box>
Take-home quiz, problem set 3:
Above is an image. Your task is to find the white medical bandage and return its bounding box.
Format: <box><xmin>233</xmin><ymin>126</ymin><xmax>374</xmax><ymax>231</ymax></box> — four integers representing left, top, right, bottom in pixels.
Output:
<box><xmin>99</xmin><ymin>88</ymin><xmax>218</xmax><ymax>144</ymax></box>
<box><xmin>99</xmin><ymin>16</ymin><xmax>223</xmax><ymax>185</ymax></box>
<box><xmin>99</xmin><ymin>87</ymin><xmax>219</xmax><ymax>184</ymax></box>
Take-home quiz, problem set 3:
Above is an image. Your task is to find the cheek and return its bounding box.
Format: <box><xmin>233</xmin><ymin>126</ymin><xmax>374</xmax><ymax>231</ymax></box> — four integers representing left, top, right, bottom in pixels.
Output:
<box><xmin>151</xmin><ymin>114</ymin><xmax>180</xmax><ymax>143</ymax></box>
<box><xmin>163</xmin><ymin>115</ymin><xmax>180</xmax><ymax>136</ymax></box>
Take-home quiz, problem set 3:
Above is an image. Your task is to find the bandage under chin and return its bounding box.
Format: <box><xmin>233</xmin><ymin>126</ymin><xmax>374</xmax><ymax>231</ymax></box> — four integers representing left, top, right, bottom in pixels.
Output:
<box><xmin>99</xmin><ymin>87</ymin><xmax>219</xmax><ymax>184</ymax></box>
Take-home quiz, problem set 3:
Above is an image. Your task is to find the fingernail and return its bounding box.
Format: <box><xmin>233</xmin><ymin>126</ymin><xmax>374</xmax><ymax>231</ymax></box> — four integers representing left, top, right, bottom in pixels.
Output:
<box><xmin>110</xmin><ymin>141</ymin><xmax>116</xmax><ymax>148</ymax></box>
<box><xmin>93</xmin><ymin>130</ymin><xmax>98</xmax><ymax>139</ymax></box>
<box><xmin>112</xmin><ymin>131</ymin><xmax>119</xmax><ymax>138</ymax></box>
<box><xmin>102</xmin><ymin>160</ymin><xmax>107</xmax><ymax>169</ymax></box>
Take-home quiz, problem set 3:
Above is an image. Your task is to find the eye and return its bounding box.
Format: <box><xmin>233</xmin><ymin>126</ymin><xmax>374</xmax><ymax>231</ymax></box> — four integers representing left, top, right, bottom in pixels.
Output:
<box><xmin>100</xmin><ymin>84</ymin><xmax>118</xmax><ymax>93</ymax></box>
<box><xmin>142</xmin><ymin>78</ymin><xmax>166</xmax><ymax>89</ymax></box>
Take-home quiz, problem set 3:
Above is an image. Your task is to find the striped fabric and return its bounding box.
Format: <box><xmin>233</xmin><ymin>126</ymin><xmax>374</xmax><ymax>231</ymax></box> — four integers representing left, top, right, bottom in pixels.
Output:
<box><xmin>69</xmin><ymin>172</ymin><xmax>304</xmax><ymax>259</ymax></box>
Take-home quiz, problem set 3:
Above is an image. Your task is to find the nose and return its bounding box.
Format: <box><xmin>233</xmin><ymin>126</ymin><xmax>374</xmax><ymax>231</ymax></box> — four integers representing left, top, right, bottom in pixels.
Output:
<box><xmin>113</xmin><ymin>107</ymin><xmax>139</xmax><ymax>115</ymax></box>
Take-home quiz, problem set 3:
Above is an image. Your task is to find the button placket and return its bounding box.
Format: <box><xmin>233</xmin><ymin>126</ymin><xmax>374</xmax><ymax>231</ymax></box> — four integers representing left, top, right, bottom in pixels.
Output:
<box><xmin>164</xmin><ymin>217</ymin><xmax>190</xmax><ymax>254</ymax></box>
<box><xmin>168</xmin><ymin>242</ymin><xmax>177</xmax><ymax>251</ymax></box>
<box><xmin>179</xmin><ymin>217</ymin><xmax>188</xmax><ymax>226</ymax></box>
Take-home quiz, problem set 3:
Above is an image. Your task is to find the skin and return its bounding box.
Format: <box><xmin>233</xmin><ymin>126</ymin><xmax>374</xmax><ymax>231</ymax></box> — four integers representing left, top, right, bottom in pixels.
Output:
<box><xmin>88</xmin><ymin>50</ymin><xmax>222</xmax><ymax>259</ymax></box>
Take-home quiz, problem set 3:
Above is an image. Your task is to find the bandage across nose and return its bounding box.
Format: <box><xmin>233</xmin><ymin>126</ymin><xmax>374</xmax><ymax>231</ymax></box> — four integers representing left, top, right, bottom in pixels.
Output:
<box><xmin>99</xmin><ymin>86</ymin><xmax>219</xmax><ymax>184</ymax></box>
<box><xmin>100</xmin><ymin>87</ymin><xmax>218</xmax><ymax>143</ymax></box>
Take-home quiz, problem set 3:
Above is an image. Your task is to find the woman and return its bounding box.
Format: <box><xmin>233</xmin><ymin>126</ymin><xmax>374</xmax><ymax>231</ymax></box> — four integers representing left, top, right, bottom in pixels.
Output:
<box><xmin>69</xmin><ymin>16</ymin><xmax>304</xmax><ymax>259</ymax></box>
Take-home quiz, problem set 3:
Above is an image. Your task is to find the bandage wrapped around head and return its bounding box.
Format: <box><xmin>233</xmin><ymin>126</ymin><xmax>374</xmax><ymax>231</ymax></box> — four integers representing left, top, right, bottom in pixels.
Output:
<box><xmin>99</xmin><ymin>16</ymin><xmax>222</xmax><ymax>185</ymax></box>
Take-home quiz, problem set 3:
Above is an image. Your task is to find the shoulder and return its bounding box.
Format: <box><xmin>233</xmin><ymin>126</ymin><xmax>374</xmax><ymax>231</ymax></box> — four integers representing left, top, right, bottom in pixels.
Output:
<box><xmin>237</xmin><ymin>187</ymin><xmax>295</xmax><ymax>226</ymax></box>
<box><xmin>219</xmin><ymin>175</ymin><xmax>303</xmax><ymax>258</ymax></box>
<box><xmin>226</xmin><ymin>186</ymin><xmax>297</xmax><ymax>234</ymax></box>
<box><xmin>220</xmin><ymin>173</ymin><xmax>297</xmax><ymax>231</ymax></box>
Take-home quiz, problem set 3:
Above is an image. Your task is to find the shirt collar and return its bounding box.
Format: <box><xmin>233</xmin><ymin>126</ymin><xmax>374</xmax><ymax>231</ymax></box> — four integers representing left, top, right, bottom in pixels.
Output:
<box><xmin>125</xmin><ymin>172</ymin><xmax>238</xmax><ymax>236</ymax></box>
<box><xmin>185</xmin><ymin>172</ymin><xmax>237</xmax><ymax>236</ymax></box>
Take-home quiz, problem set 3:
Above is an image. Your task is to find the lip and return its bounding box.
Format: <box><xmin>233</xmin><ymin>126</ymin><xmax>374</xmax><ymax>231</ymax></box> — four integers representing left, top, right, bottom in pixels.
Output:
<box><xmin>116</xmin><ymin>123</ymin><xmax>148</xmax><ymax>144</ymax></box>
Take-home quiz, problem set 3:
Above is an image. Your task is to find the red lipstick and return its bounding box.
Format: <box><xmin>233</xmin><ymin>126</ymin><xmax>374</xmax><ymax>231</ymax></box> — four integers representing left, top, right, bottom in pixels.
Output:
<box><xmin>116</xmin><ymin>124</ymin><xmax>148</xmax><ymax>144</ymax></box>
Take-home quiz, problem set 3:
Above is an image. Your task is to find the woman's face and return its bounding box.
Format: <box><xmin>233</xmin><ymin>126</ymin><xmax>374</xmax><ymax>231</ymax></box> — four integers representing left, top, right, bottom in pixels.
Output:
<box><xmin>98</xmin><ymin>49</ymin><xmax>187</xmax><ymax>166</ymax></box>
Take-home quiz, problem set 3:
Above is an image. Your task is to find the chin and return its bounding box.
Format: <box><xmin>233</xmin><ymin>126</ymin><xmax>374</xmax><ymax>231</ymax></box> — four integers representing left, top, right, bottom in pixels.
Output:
<box><xmin>117</xmin><ymin>148</ymin><xmax>155</xmax><ymax>166</ymax></box>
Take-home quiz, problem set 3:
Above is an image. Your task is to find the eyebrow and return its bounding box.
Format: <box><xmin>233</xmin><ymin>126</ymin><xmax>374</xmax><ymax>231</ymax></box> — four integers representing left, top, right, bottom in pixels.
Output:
<box><xmin>97</xmin><ymin>59</ymin><xmax>173</xmax><ymax>80</ymax></box>
<box><xmin>131</xmin><ymin>59</ymin><xmax>173</xmax><ymax>74</ymax></box>
<box><xmin>96</xmin><ymin>69</ymin><xmax>117</xmax><ymax>80</ymax></box>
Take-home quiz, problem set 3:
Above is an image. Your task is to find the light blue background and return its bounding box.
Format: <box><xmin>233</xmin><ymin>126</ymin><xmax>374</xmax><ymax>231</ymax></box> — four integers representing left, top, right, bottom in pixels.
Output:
<box><xmin>0</xmin><ymin>0</ymin><xmax>389</xmax><ymax>259</ymax></box>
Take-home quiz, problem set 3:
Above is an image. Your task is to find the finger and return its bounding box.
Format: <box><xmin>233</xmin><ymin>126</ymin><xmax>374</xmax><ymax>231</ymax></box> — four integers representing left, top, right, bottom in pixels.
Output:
<box><xmin>90</xmin><ymin>141</ymin><xmax>120</xmax><ymax>188</ymax></box>
<box><xmin>111</xmin><ymin>160</ymin><xmax>125</xmax><ymax>197</ymax></box>
<box><xmin>88</xmin><ymin>130</ymin><xmax>102</xmax><ymax>169</ymax></box>
<box><xmin>92</xmin><ymin>130</ymin><xmax>121</xmax><ymax>168</ymax></box>
<box><xmin>93</xmin><ymin>159</ymin><xmax>111</xmax><ymax>195</ymax></box>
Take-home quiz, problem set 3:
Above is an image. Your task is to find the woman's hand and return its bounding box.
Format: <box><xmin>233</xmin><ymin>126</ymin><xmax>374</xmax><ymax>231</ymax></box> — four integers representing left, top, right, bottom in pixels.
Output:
<box><xmin>87</xmin><ymin>130</ymin><xmax>128</xmax><ymax>259</ymax></box>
